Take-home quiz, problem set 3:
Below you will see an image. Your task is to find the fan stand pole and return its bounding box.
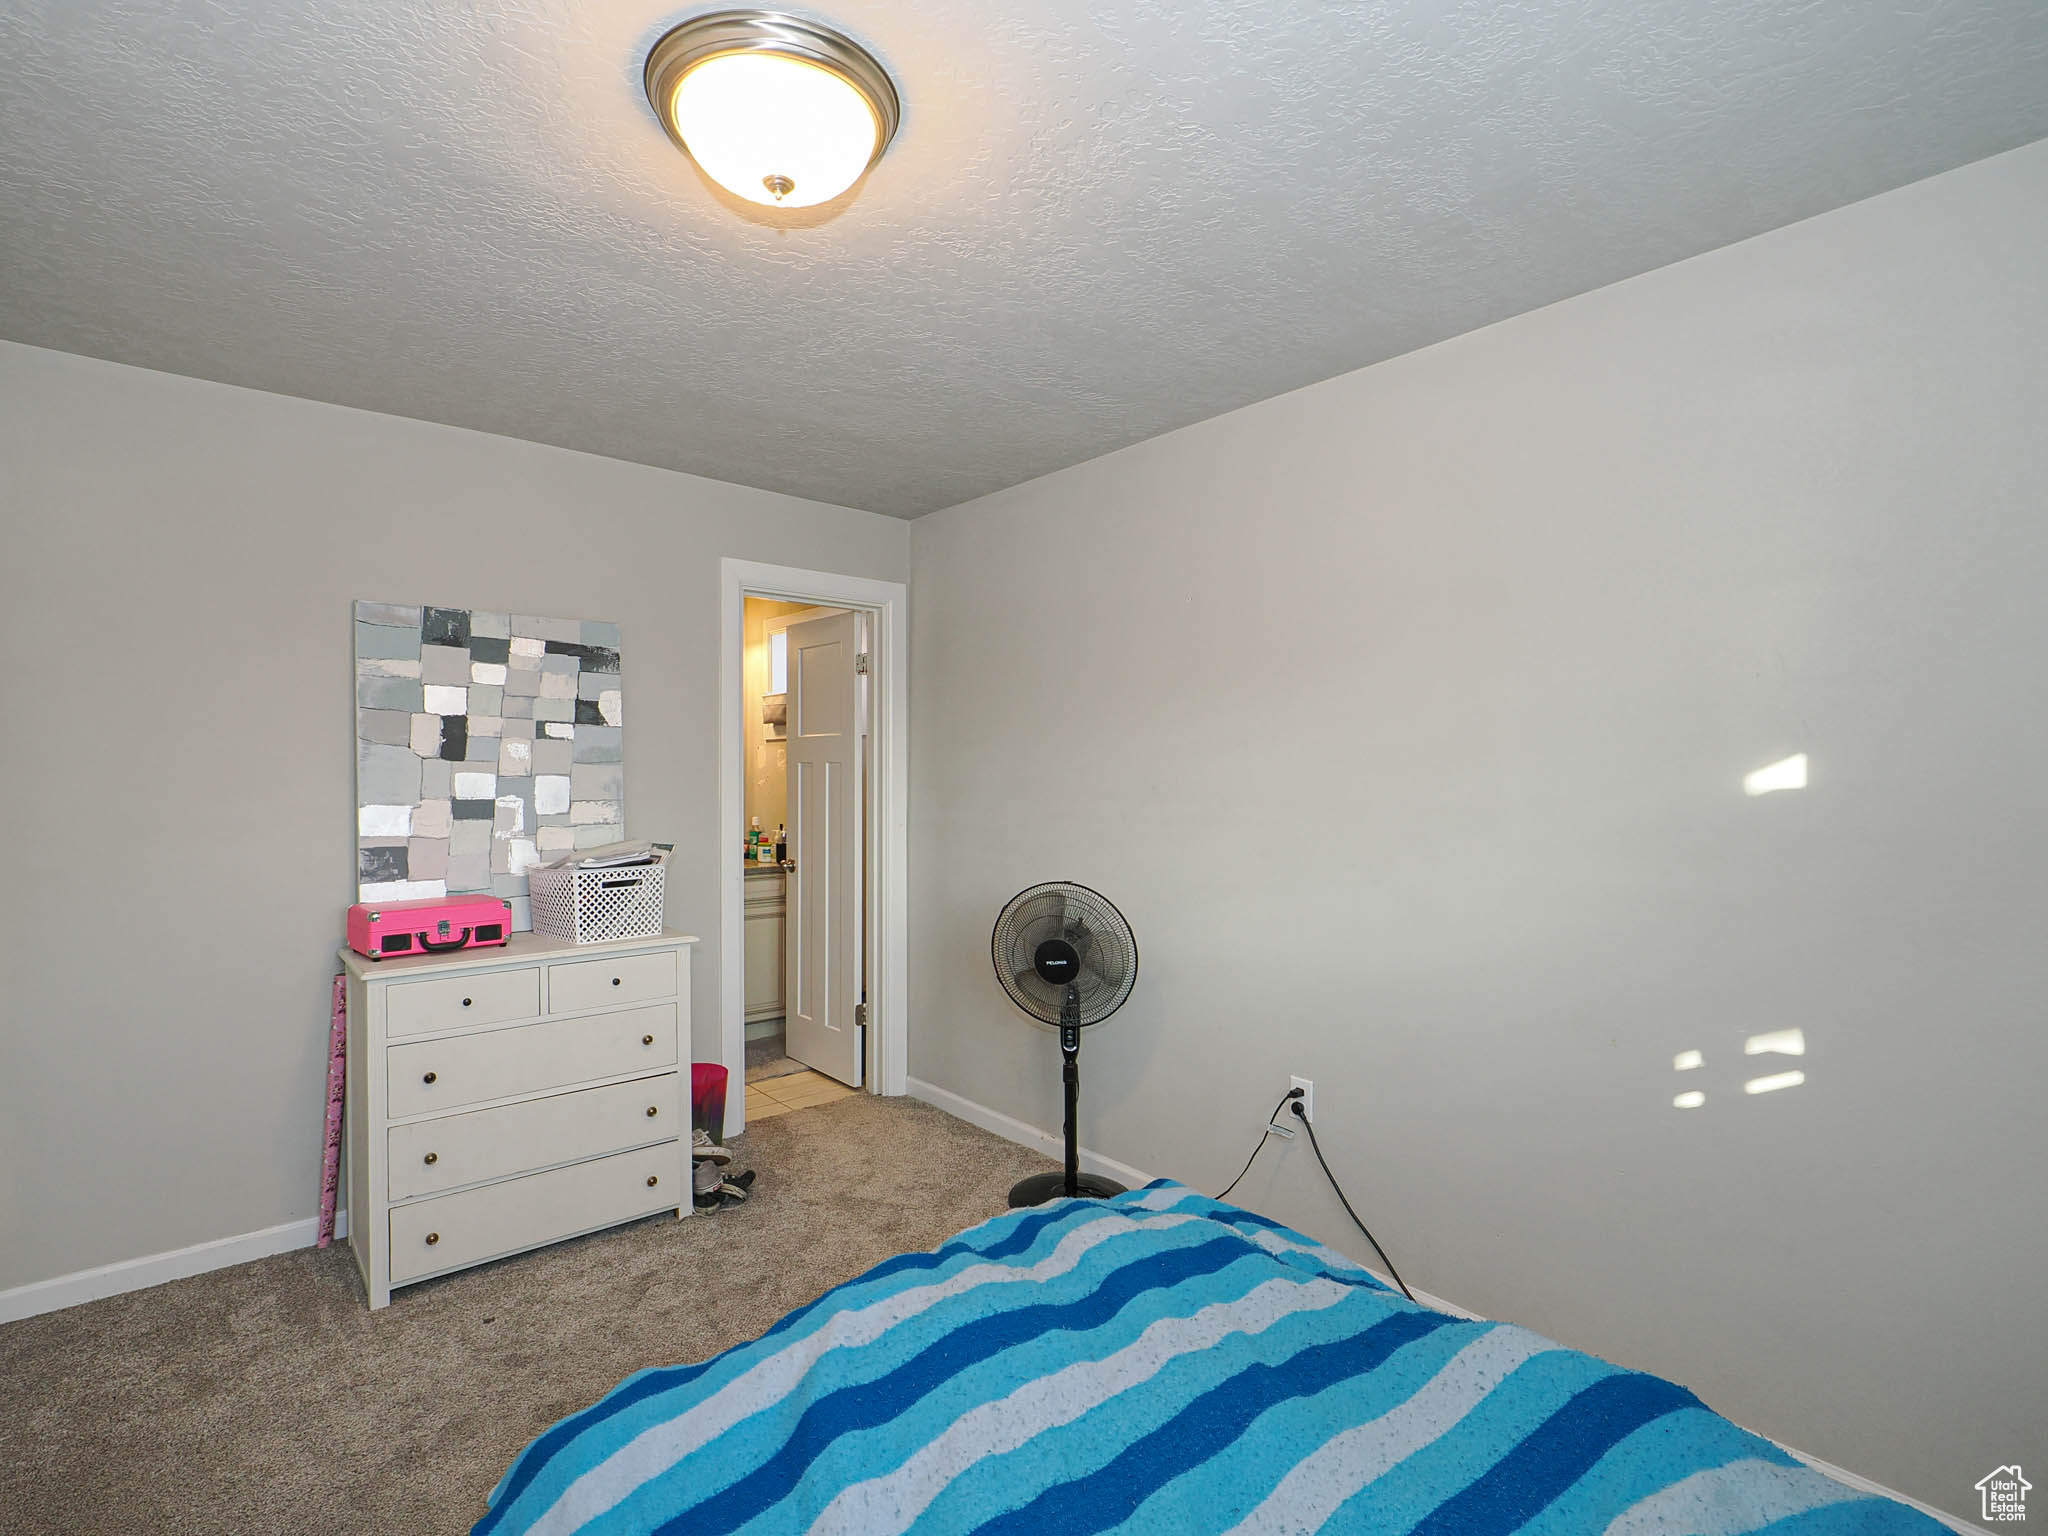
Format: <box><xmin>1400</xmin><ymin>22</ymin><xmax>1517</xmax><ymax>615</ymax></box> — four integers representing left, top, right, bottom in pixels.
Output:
<box><xmin>1007</xmin><ymin>986</ymin><xmax>1127</xmax><ymax>1208</ymax></box>
<box><xmin>1060</xmin><ymin>989</ymin><xmax>1081</xmax><ymax>1199</ymax></box>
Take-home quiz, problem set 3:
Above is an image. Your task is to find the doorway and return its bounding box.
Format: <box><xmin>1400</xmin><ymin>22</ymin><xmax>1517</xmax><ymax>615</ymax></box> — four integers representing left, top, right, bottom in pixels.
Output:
<box><xmin>740</xmin><ymin>599</ymin><xmax>857</xmax><ymax>1089</ymax></box>
<box><xmin>718</xmin><ymin>561</ymin><xmax>907</xmax><ymax>1138</ymax></box>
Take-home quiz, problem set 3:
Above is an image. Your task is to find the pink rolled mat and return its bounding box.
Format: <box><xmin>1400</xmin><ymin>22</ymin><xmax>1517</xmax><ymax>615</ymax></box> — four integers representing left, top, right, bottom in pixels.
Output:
<box><xmin>318</xmin><ymin>974</ymin><xmax>346</xmax><ymax>1247</ymax></box>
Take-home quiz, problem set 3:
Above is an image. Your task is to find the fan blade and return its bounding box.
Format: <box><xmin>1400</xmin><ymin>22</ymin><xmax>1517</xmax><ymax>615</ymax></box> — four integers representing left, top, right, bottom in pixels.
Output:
<box><xmin>1020</xmin><ymin>914</ymin><xmax>1065</xmax><ymax>950</ymax></box>
<box><xmin>1095</xmin><ymin>925</ymin><xmax>1130</xmax><ymax>969</ymax></box>
<box><xmin>1009</xmin><ymin>967</ymin><xmax>1063</xmax><ymax>1022</ymax></box>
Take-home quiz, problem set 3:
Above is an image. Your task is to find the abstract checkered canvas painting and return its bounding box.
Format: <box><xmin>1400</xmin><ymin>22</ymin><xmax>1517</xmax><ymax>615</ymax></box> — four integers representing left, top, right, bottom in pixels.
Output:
<box><xmin>354</xmin><ymin>601</ymin><xmax>625</xmax><ymax>930</ymax></box>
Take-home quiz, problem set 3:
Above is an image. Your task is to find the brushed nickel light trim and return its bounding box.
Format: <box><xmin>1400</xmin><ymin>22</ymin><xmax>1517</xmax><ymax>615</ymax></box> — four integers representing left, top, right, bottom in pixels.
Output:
<box><xmin>644</xmin><ymin>10</ymin><xmax>900</xmax><ymax>206</ymax></box>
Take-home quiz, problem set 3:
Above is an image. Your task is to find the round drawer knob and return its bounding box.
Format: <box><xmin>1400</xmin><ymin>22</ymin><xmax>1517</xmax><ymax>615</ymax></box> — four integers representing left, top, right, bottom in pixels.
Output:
<box><xmin>425</xmin><ymin>1232</ymin><xmax>440</xmax><ymax>1246</ymax></box>
<box><xmin>461</xmin><ymin>997</ymin><xmax>472</xmax><ymax>1007</ymax></box>
<box><xmin>423</xmin><ymin>1152</ymin><xmax>438</xmax><ymax>1165</ymax></box>
<box><xmin>642</xmin><ymin>1034</ymin><xmax>654</xmax><ymax>1045</ymax></box>
<box><xmin>646</xmin><ymin>1175</ymin><xmax>659</xmax><ymax>1187</ymax></box>
<box><xmin>422</xmin><ymin>1071</ymin><xmax>437</xmax><ymax>1084</ymax></box>
<box><xmin>645</xmin><ymin>1105</ymin><xmax>658</xmax><ymax>1117</ymax></box>
<box><xmin>612</xmin><ymin>977</ymin><xmax>622</xmax><ymax>987</ymax></box>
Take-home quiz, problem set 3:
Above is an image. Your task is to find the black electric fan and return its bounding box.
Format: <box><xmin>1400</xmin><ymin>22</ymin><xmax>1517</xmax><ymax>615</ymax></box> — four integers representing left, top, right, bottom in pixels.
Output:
<box><xmin>991</xmin><ymin>882</ymin><xmax>1139</xmax><ymax>1207</ymax></box>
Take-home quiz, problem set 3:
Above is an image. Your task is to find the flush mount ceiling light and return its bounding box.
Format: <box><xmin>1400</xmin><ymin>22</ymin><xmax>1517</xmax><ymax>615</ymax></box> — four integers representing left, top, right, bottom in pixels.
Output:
<box><xmin>644</xmin><ymin>10</ymin><xmax>899</xmax><ymax>209</ymax></box>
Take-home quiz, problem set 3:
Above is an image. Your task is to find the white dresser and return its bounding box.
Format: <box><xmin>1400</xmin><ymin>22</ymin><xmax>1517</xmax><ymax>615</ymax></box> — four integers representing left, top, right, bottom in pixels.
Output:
<box><xmin>340</xmin><ymin>929</ymin><xmax>699</xmax><ymax>1309</ymax></box>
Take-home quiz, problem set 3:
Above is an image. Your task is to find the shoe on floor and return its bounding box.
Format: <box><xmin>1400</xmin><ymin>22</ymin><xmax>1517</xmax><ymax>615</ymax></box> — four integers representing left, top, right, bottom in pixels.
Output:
<box><xmin>692</xmin><ymin>1128</ymin><xmax>732</xmax><ymax>1165</ymax></box>
<box><xmin>698</xmin><ymin>1170</ymin><xmax>756</xmax><ymax>1211</ymax></box>
<box><xmin>715</xmin><ymin>1169</ymin><xmax>757</xmax><ymax>1207</ymax></box>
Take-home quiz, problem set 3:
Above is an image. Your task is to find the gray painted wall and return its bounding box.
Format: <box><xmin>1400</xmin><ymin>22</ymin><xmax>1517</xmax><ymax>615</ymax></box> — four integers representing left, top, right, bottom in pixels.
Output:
<box><xmin>908</xmin><ymin>139</ymin><xmax>2048</xmax><ymax>1520</ymax></box>
<box><xmin>0</xmin><ymin>344</ymin><xmax>908</xmax><ymax>1292</ymax></box>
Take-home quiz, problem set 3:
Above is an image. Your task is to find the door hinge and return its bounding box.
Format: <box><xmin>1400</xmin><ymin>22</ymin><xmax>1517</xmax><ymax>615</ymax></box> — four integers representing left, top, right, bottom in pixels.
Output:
<box><xmin>854</xmin><ymin>1002</ymin><xmax>867</xmax><ymax>1026</ymax></box>
<box><xmin>854</xmin><ymin>652</ymin><xmax>870</xmax><ymax>675</ymax></box>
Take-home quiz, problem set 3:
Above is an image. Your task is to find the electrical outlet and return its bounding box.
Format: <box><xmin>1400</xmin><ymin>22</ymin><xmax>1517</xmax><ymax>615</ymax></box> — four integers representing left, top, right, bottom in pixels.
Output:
<box><xmin>1290</xmin><ymin>1075</ymin><xmax>1314</xmax><ymax>1123</ymax></box>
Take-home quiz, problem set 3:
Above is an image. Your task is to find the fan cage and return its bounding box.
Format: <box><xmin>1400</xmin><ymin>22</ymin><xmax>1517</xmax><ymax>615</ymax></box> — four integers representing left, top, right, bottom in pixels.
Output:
<box><xmin>991</xmin><ymin>881</ymin><xmax>1138</xmax><ymax>1027</ymax></box>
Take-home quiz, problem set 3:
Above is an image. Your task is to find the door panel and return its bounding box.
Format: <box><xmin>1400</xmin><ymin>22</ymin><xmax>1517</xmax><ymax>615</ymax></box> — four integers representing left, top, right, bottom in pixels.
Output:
<box><xmin>743</xmin><ymin>873</ymin><xmax>786</xmax><ymax>1022</ymax></box>
<box><xmin>784</xmin><ymin>611</ymin><xmax>863</xmax><ymax>1087</ymax></box>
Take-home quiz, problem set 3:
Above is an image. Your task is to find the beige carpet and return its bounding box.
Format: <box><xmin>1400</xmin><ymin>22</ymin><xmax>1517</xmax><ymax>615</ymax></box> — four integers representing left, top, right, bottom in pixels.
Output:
<box><xmin>0</xmin><ymin>1094</ymin><xmax>1051</xmax><ymax>1536</ymax></box>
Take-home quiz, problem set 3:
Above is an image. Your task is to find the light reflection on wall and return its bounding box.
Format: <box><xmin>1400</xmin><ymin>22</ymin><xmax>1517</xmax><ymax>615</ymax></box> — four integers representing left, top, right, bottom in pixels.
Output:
<box><xmin>1744</xmin><ymin>753</ymin><xmax>1808</xmax><ymax>795</ymax></box>
<box><xmin>1671</xmin><ymin>1032</ymin><xmax>1809</xmax><ymax>1109</ymax></box>
<box><xmin>1671</xmin><ymin>761</ymin><xmax>1816</xmax><ymax>1108</ymax></box>
<box><xmin>1745</xmin><ymin>1070</ymin><xmax>1806</xmax><ymax>1095</ymax></box>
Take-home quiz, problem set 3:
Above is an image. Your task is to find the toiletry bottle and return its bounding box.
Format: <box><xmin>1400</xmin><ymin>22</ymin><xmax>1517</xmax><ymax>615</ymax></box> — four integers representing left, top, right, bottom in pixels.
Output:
<box><xmin>775</xmin><ymin>824</ymin><xmax>786</xmax><ymax>863</ymax></box>
<box><xmin>748</xmin><ymin>816</ymin><xmax>761</xmax><ymax>857</ymax></box>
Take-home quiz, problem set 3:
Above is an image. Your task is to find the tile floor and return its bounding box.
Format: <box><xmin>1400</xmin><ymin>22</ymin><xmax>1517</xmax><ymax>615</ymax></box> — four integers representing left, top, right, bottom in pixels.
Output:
<box><xmin>744</xmin><ymin>1068</ymin><xmax>859</xmax><ymax>1121</ymax></box>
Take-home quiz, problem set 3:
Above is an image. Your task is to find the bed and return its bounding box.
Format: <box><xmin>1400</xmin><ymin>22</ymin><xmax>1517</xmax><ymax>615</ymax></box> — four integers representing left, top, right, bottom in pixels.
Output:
<box><xmin>475</xmin><ymin>1182</ymin><xmax>1944</xmax><ymax>1535</ymax></box>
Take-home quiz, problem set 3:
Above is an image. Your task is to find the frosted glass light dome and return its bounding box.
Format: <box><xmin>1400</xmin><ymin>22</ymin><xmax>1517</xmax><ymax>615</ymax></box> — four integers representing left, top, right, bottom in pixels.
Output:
<box><xmin>645</xmin><ymin>13</ymin><xmax>899</xmax><ymax>211</ymax></box>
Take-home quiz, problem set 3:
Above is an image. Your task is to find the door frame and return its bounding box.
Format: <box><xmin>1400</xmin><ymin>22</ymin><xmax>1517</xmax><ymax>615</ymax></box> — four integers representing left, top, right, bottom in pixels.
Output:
<box><xmin>718</xmin><ymin>559</ymin><xmax>908</xmax><ymax>1134</ymax></box>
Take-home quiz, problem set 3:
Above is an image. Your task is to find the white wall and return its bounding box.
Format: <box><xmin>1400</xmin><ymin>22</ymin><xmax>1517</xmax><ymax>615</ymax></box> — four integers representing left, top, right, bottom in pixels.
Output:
<box><xmin>0</xmin><ymin>344</ymin><xmax>907</xmax><ymax>1293</ymax></box>
<box><xmin>908</xmin><ymin>139</ymin><xmax>2048</xmax><ymax>1521</ymax></box>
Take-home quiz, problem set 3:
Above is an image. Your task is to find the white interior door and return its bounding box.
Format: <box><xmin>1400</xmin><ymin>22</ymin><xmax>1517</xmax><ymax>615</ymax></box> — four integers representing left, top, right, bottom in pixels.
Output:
<box><xmin>784</xmin><ymin>610</ymin><xmax>864</xmax><ymax>1086</ymax></box>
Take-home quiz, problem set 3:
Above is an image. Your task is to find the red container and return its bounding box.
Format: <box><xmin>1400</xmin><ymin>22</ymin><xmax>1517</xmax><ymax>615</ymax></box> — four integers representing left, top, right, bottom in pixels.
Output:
<box><xmin>347</xmin><ymin>894</ymin><xmax>514</xmax><ymax>960</ymax></box>
<box><xmin>692</xmin><ymin>1063</ymin><xmax>729</xmax><ymax>1137</ymax></box>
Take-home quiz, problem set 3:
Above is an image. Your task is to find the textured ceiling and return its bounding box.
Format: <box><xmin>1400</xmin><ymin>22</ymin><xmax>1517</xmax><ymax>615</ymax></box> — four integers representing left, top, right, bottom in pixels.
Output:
<box><xmin>3</xmin><ymin>2</ymin><xmax>2045</xmax><ymax>517</ymax></box>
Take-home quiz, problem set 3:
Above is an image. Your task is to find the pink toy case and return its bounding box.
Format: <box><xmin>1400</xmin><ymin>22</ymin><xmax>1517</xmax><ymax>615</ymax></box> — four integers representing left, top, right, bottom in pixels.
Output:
<box><xmin>347</xmin><ymin>893</ymin><xmax>513</xmax><ymax>959</ymax></box>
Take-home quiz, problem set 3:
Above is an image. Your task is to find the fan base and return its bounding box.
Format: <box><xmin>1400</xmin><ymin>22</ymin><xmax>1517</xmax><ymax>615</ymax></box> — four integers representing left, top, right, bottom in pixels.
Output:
<box><xmin>1007</xmin><ymin>1170</ymin><xmax>1128</xmax><ymax>1208</ymax></box>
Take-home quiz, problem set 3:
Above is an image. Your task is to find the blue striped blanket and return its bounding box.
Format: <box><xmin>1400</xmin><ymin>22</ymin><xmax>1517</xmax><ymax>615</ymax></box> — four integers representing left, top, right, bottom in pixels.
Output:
<box><xmin>476</xmin><ymin>1182</ymin><xmax>1941</xmax><ymax>1535</ymax></box>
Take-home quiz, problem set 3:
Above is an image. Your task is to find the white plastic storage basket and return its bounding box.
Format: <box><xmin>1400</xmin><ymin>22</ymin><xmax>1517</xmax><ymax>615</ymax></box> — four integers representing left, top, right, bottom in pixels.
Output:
<box><xmin>529</xmin><ymin>858</ymin><xmax>667</xmax><ymax>944</ymax></box>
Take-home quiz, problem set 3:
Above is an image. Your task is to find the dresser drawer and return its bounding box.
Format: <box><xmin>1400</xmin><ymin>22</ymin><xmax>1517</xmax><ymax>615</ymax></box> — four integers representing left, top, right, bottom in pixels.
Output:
<box><xmin>548</xmin><ymin>949</ymin><xmax>679</xmax><ymax>1015</ymax></box>
<box><xmin>386</xmin><ymin>1003</ymin><xmax>677</xmax><ymax>1117</ymax></box>
<box><xmin>386</xmin><ymin>966</ymin><xmax>540</xmax><ymax>1039</ymax></box>
<box><xmin>387</xmin><ymin>1142</ymin><xmax>681</xmax><ymax>1284</ymax></box>
<box><xmin>387</xmin><ymin>1073</ymin><xmax>680</xmax><ymax>1200</ymax></box>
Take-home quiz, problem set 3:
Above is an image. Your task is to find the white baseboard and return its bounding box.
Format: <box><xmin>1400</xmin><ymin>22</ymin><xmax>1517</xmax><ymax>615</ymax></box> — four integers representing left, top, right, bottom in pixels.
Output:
<box><xmin>1772</xmin><ymin>1447</ymin><xmax>1990</xmax><ymax>1535</ymax></box>
<box><xmin>907</xmin><ymin>1076</ymin><xmax>1155</xmax><ymax>1190</ymax></box>
<box><xmin>0</xmin><ymin>1210</ymin><xmax>349</xmax><ymax>1326</ymax></box>
<box><xmin>905</xmin><ymin>1076</ymin><xmax>1987</xmax><ymax>1536</ymax></box>
<box><xmin>907</xmin><ymin>1076</ymin><xmax>1472</xmax><ymax>1314</ymax></box>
